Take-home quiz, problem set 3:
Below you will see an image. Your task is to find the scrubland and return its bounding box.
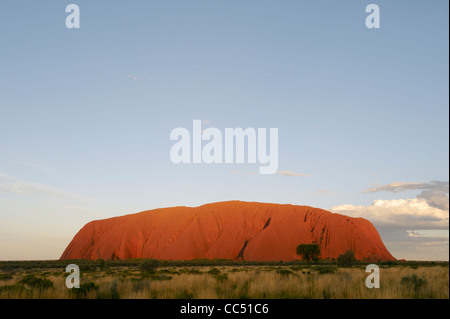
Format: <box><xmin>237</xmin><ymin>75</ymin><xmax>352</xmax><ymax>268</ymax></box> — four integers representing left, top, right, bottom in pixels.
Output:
<box><xmin>0</xmin><ymin>260</ymin><xmax>447</xmax><ymax>299</ymax></box>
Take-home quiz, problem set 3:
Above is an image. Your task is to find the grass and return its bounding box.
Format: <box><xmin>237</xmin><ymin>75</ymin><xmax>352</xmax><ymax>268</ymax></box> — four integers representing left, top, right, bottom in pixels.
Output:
<box><xmin>0</xmin><ymin>263</ymin><xmax>448</xmax><ymax>299</ymax></box>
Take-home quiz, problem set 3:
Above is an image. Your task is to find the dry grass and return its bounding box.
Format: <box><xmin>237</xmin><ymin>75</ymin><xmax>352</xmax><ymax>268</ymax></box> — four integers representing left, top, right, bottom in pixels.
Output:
<box><xmin>0</xmin><ymin>265</ymin><xmax>448</xmax><ymax>299</ymax></box>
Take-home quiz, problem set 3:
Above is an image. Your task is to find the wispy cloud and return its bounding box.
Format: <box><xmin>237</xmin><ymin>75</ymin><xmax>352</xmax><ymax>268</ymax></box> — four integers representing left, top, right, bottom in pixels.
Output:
<box><xmin>364</xmin><ymin>181</ymin><xmax>448</xmax><ymax>193</ymax></box>
<box><xmin>364</xmin><ymin>181</ymin><xmax>449</xmax><ymax>210</ymax></box>
<box><xmin>406</xmin><ymin>230</ymin><xmax>449</xmax><ymax>238</ymax></box>
<box><xmin>0</xmin><ymin>172</ymin><xmax>89</xmax><ymax>201</ymax></box>
<box><xmin>277</xmin><ymin>170</ymin><xmax>311</xmax><ymax>177</ymax></box>
<box><xmin>14</xmin><ymin>156</ymin><xmax>57</xmax><ymax>172</ymax></box>
<box><xmin>125</xmin><ymin>74</ymin><xmax>138</xmax><ymax>81</ymax></box>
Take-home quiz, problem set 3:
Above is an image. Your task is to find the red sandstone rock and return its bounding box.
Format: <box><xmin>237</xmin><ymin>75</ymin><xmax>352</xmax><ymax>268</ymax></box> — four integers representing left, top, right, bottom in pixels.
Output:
<box><xmin>60</xmin><ymin>201</ymin><xmax>395</xmax><ymax>261</ymax></box>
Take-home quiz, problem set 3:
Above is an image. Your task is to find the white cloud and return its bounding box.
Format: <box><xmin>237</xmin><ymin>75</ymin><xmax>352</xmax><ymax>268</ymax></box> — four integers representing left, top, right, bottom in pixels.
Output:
<box><xmin>364</xmin><ymin>181</ymin><xmax>449</xmax><ymax>210</ymax></box>
<box><xmin>331</xmin><ymin>198</ymin><xmax>449</xmax><ymax>230</ymax></box>
<box><xmin>125</xmin><ymin>74</ymin><xmax>138</xmax><ymax>81</ymax></box>
<box><xmin>407</xmin><ymin>230</ymin><xmax>422</xmax><ymax>238</ymax></box>
<box><xmin>331</xmin><ymin>181</ymin><xmax>449</xmax><ymax>260</ymax></box>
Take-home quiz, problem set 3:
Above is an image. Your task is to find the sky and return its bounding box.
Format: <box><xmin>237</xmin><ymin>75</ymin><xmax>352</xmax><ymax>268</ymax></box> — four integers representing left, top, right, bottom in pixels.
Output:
<box><xmin>0</xmin><ymin>0</ymin><xmax>448</xmax><ymax>261</ymax></box>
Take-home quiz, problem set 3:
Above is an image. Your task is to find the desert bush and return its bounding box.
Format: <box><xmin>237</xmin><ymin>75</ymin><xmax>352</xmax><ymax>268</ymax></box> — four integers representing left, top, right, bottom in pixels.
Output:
<box><xmin>130</xmin><ymin>278</ymin><xmax>149</xmax><ymax>292</ymax></box>
<box><xmin>19</xmin><ymin>275</ymin><xmax>54</xmax><ymax>291</ymax></box>
<box><xmin>290</xmin><ymin>266</ymin><xmax>304</xmax><ymax>271</ymax></box>
<box><xmin>401</xmin><ymin>274</ymin><xmax>427</xmax><ymax>298</ymax></box>
<box><xmin>277</xmin><ymin>269</ymin><xmax>294</xmax><ymax>276</ymax></box>
<box><xmin>158</xmin><ymin>269</ymin><xmax>179</xmax><ymax>275</ymax></box>
<box><xmin>337</xmin><ymin>250</ymin><xmax>357</xmax><ymax>267</ymax></box>
<box><xmin>0</xmin><ymin>284</ymin><xmax>29</xmax><ymax>298</ymax></box>
<box><xmin>316</xmin><ymin>266</ymin><xmax>337</xmax><ymax>274</ymax></box>
<box><xmin>149</xmin><ymin>274</ymin><xmax>172</xmax><ymax>281</ymax></box>
<box><xmin>98</xmin><ymin>259</ymin><xmax>106</xmax><ymax>271</ymax></box>
<box><xmin>0</xmin><ymin>273</ymin><xmax>14</xmax><ymax>281</ymax></box>
<box><xmin>215</xmin><ymin>273</ymin><xmax>229</xmax><ymax>282</ymax></box>
<box><xmin>97</xmin><ymin>281</ymin><xmax>120</xmax><ymax>299</ymax></box>
<box><xmin>140</xmin><ymin>259</ymin><xmax>159</xmax><ymax>274</ymax></box>
<box><xmin>70</xmin><ymin>282</ymin><xmax>98</xmax><ymax>299</ymax></box>
<box><xmin>183</xmin><ymin>268</ymin><xmax>203</xmax><ymax>275</ymax></box>
<box><xmin>207</xmin><ymin>268</ymin><xmax>221</xmax><ymax>276</ymax></box>
<box><xmin>176</xmin><ymin>289</ymin><xmax>195</xmax><ymax>299</ymax></box>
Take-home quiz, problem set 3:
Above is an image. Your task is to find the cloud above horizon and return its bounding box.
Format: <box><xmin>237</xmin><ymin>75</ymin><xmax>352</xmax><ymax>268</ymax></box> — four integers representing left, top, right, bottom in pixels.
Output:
<box><xmin>331</xmin><ymin>198</ymin><xmax>449</xmax><ymax>230</ymax></box>
<box><xmin>364</xmin><ymin>180</ymin><xmax>449</xmax><ymax>210</ymax></box>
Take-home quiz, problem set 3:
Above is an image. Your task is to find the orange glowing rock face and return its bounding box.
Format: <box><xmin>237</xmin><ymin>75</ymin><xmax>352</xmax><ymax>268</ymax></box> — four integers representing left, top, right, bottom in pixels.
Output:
<box><xmin>60</xmin><ymin>201</ymin><xmax>395</xmax><ymax>261</ymax></box>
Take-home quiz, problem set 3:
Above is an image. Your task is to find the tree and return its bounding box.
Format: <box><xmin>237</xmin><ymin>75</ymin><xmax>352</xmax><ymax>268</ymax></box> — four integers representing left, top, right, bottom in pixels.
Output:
<box><xmin>337</xmin><ymin>250</ymin><xmax>357</xmax><ymax>267</ymax></box>
<box><xmin>296</xmin><ymin>244</ymin><xmax>321</xmax><ymax>264</ymax></box>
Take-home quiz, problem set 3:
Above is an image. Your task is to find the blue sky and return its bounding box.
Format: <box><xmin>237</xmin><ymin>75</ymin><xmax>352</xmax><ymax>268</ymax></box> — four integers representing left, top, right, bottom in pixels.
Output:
<box><xmin>0</xmin><ymin>0</ymin><xmax>448</xmax><ymax>260</ymax></box>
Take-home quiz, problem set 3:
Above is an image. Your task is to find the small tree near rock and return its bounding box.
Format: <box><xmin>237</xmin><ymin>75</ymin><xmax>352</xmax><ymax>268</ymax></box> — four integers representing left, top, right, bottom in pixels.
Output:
<box><xmin>296</xmin><ymin>244</ymin><xmax>321</xmax><ymax>264</ymax></box>
<box><xmin>337</xmin><ymin>250</ymin><xmax>357</xmax><ymax>267</ymax></box>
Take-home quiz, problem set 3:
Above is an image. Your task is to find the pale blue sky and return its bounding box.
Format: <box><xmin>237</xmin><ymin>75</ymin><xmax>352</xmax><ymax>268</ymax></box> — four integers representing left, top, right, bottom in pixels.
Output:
<box><xmin>0</xmin><ymin>1</ymin><xmax>448</xmax><ymax>260</ymax></box>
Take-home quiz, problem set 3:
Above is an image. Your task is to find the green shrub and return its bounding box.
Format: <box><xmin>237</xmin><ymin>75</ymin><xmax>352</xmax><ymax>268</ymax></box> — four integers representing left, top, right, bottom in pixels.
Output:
<box><xmin>158</xmin><ymin>269</ymin><xmax>179</xmax><ymax>275</ymax></box>
<box><xmin>185</xmin><ymin>268</ymin><xmax>203</xmax><ymax>274</ymax></box>
<box><xmin>19</xmin><ymin>275</ymin><xmax>54</xmax><ymax>290</ymax></box>
<box><xmin>290</xmin><ymin>266</ymin><xmax>303</xmax><ymax>271</ymax></box>
<box><xmin>98</xmin><ymin>259</ymin><xmax>106</xmax><ymax>271</ymax></box>
<box><xmin>401</xmin><ymin>274</ymin><xmax>427</xmax><ymax>298</ymax></box>
<box><xmin>0</xmin><ymin>284</ymin><xmax>29</xmax><ymax>297</ymax></box>
<box><xmin>109</xmin><ymin>281</ymin><xmax>120</xmax><ymax>299</ymax></box>
<box><xmin>140</xmin><ymin>259</ymin><xmax>159</xmax><ymax>274</ymax></box>
<box><xmin>207</xmin><ymin>268</ymin><xmax>221</xmax><ymax>275</ymax></box>
<box><xmin>176</xmin><ymin>290</ymin><xmax>195</xmax><ymax>299</ymax></box>
<box><xmin>0</xmin><ymin>273</ymin><xmax>14</xmax><ymax>281</ymax></box>
<box><xmin>149</xmin><ymin>274</ymin><xmax>172</xmax><ymax>281</ymax></box>
<box><xmin>337</xmin><ymin>250</ymin><xmax>357</xmax><ymax>267</ymax></box>
<box><xmin>316</xmin><ymin>266</ymin><xmax>337</xmax><ymax>274</ymax></box>
<box><xmin>70</xmin><ymin>282</ymin><xmax>98</xmax><ymax>299</ymax></box>
<box><xmin>96</xmin><ymin>281</ymin><xmax>120</xmax><ymax>299</ymax></box>
<box><xmin>215</xmin><ymin>273</ymin><xmax>228</xmax><ymax>282</ymax></box>
<box><xmin>277</xmin><ymin>269</ymin><xmax>294</xmax><ymax>276</ymax></box>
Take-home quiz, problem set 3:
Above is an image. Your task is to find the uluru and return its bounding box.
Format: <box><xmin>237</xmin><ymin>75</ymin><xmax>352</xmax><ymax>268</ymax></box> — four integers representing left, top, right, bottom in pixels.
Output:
<box><xmin>60</xmin><ymin>201</ymin><xmax>395</xmax><ymax>262</ymax></box>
